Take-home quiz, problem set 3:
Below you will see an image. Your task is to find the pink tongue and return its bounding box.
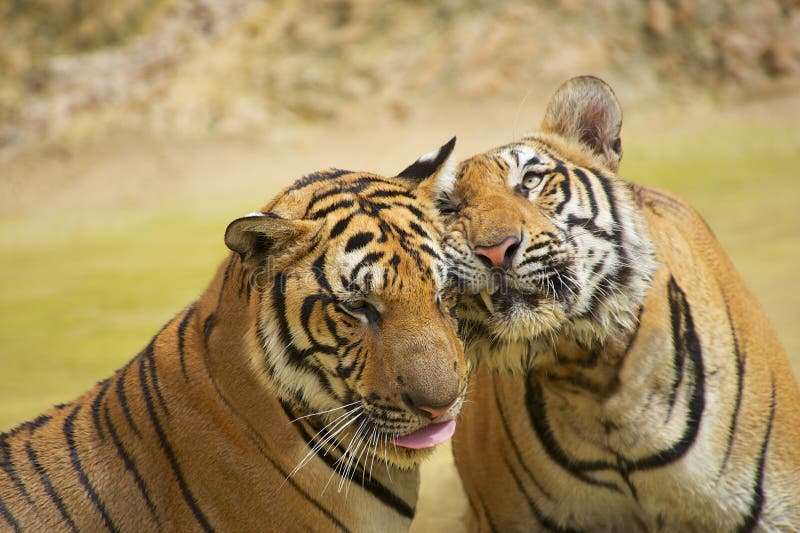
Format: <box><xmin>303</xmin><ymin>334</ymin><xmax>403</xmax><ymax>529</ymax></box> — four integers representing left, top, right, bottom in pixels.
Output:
<box><xmin>393</xmin><ymin>419</ymin><xmax>456</xmax><ymax>449</ymax></box>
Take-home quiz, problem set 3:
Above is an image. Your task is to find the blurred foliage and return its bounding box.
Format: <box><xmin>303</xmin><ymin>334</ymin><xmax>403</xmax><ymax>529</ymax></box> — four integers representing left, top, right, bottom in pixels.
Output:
<box><xmin>2</xmin><ymin>0</ymin><xmax>799</xmax><ymax>155</ymax></box>
<box><xmin>0</xmin><ymin>0</ymin><xmax>172</xmax><ymax>54</ymax></box>
<box><xmin>0</xmin><ymin>0</ymin><xmax>174</xmax><ymax>123</ymax></box>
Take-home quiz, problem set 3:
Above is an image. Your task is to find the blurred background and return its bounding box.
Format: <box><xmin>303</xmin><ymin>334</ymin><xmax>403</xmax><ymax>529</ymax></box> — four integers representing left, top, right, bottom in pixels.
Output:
<box><xmin>1</xmin><ymin>0</ymin><xmax>798</xmax><ymax>529</ymax></box>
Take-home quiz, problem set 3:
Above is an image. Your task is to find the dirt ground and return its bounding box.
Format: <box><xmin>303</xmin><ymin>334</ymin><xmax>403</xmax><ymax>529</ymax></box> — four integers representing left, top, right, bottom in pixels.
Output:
<box><xmin>1</xmin><ymin>93</ymin><xmax>799</xmax><ymax>530</ymax></box>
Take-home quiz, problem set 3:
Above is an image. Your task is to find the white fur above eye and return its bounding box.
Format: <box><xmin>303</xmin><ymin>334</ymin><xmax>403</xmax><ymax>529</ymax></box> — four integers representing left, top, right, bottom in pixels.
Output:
<box><xmin>431</xmin><ymin>151</ymin><xmax>457</xmax><ymax>199</ymax></box>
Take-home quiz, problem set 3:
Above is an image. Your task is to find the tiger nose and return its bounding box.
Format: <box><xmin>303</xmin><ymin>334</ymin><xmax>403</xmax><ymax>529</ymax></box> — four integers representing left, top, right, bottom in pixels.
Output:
<box><xmin>474</xmin><ymin>236</ymin><xmax>520</xmax><ymax>269</ymax></box>
<box><xmin>414</xmin><ymin>399</ymin><xmax>457</xmax><ymax>419</ymax></box>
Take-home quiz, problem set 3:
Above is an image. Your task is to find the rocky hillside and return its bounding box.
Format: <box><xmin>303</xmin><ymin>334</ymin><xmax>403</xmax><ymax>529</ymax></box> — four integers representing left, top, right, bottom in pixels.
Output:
<box><xmin>2</xmin><ymin>0</ymin><xmax>798</xmax><ymax>156</ymax></box>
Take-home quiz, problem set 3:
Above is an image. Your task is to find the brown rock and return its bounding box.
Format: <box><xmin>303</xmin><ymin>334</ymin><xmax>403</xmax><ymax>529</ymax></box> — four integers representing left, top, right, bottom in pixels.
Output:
<box><xmin>646</xmin><ymin>0</ymin><xmax>674</xmax><ymax>37</ymax></box>
<box><xmin>763</xmin><ymin>39</ymin><xmax>799</xmax><ymax>76</ymax></box>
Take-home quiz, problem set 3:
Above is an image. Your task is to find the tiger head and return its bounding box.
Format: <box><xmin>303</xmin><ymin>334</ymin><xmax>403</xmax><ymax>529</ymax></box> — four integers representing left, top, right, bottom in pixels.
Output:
<box><xmin>225</xmin><ymin>139</ymin><xmax>466</xmax><ymax>469</ymax></box>
<box><xmin>443</xmin><ymin>76</ymin><xmax>657</xmax><ymax>371</ymax></box>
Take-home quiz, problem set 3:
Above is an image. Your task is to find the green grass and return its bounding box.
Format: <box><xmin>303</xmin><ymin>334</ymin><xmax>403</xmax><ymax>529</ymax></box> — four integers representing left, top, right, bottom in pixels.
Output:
<box><xmin>1</xmin><ymin>112</ymin><xmax>798</xmax><ymax>431</ymax></box>
<box><xmin>0</xmin><ymin>206</ymin><xmax>235</xmax><ymax>428</ymax></box>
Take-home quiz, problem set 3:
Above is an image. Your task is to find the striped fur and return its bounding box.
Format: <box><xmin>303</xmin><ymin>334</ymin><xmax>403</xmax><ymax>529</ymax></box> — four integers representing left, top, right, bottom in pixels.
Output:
<box><xmin>444</xmin><ymin>77</ymin><xmax>800</xmax><ymax>531</ymax></box>
<box><xmin>0</xmin><ymin>140</ymin><xmax>466</xmax><ymax>531</ymax></box>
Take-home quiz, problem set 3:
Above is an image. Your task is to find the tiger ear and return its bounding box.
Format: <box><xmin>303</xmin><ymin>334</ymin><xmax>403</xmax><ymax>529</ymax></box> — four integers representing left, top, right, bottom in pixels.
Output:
<box><xmin>540</xmin><ymin>76</ymin><xmax>623</xmax><ymax>172</ymax></box>
<box><xmin>396</xmin><ymin>136</ymin><xmax>457</xmax><ymax>201</ymax></box>
<box><xmin>224</xmin><ymin>212</ymin><xmax>319</xmax><ymax>267</ymax></box>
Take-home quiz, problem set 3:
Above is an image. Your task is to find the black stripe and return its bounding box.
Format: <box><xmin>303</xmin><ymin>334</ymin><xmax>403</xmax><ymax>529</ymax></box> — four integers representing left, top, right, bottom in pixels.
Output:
<box><xmin>64</xmin><ymin>404</ymin><xmax>118</xmax><ymax>532</ymax></box>
<box><xmin>268</xmin><ymin>274</ymin><xmax>338</xmax><ymax>401</ymax></box>
<box><xmin>407</xmin><ymin>221</ymin><xmax>431</xmax><ymax>240</ymax></box>
<box><xmin>312</xmin><ymin>252</ymin><xmax>332</xmax><ymax>292</ymax></box>
<box><xmin>0</xmin><ymin>441</ymin><xmax>33</xmax><ymax>505</ymax></box>
<box><xmin>589</xmin><ymin>168</ymin><xmax>624</xmax><ymax>247</ymax></box>
<box><xmin>178</xmin><ymin>305</ymin><xmax>196</xmax><ymax>382</ymax></box>
<box><xmin>571</xmin><ymin>168</ymin><xmax>599</xmax><ymax>220</ymax></box>
<box><xmin>0</xmin><ymin>495</ymin><xmax>20</xmax><ymax>532</ymax></box>
<box><xmin>616</xmin><ymin>455</ymin><xmax>639</xmax><ymax>501</ymax></box>
<box><xmin>203</xmin><ymin>313</ymin><xmax>215</xmax><ymax>349</ymax></box>
<box><xmin>299</xmin><ymin>295</ymin><xmax>337</xmax><ymax>355</ymax></box>
<box><xmin>554</xmin><ymin>169</ymin><xmax>572</xmax><ymax>215</ymax></box>
<box><xmin>524</xmin><ymin>239</ymin><xmax>553</xmax><ymax>254</ymax></box>
<box><xmin>736</xmin><ymin>379</ymin><xmax>777</xmax><ymax>532</ymax></box>
<box><xmin>27</xmin><ymin>414</ymin><xmax>52</xmax><ymax>434</ymax></box>
<box><xmin>309</xmin><ymin>199</ymin><xmax>356</xmax><ymax>220</ymax></box>
<box><xmin>588</xmin><ymin>168</ymin><xmax>631</xmax><ymax>288</ymax></box>
<box><xmin>91</xmin><ymin>379</ymin><xmax>112</xmax><ymax>440</ymax></box>
<box><xmin>366</xmin><ymin>189</ymin><xmax>416</xmax><ymax>200</ymax></box>
<box><xmin>304</xmin><ymin>176</ymin><xmax>394</xmax><ymax>215</ymax></box>
<box><xmin>350</xmin><ymin>251</ymin><xmax>384</xmax><ymax>281</ymax></box>
<box><xmin>287</xmin><ymin>168</ymin><xmax>350</xmax><ymax>192</ymax></box>
<box><xmin>526</xmin><ymin>380</ymin><xmax>622</xmax><ymax>492</ymax></box>
<box><xmin>202</xmin><ymin>326</ymin><xmax>349</xmax><ymax>532</ymax></box>
<box><xmin>329</xmin><ymin>214</ymin><xmax>354</xmax><ymax>240</ymax></box>
<box><xmin>393</xmin><ymin>201</ymin><xmax>427</xmax><ymax>224</ymax></box>
<box><xmin>502</xmin><ymin>455</ymin><xmax>582</xmax><ymax>533</ymax></box>
<box><xmin>115</xmin><ymin>363</ymin><xmax>141</xmax><ymax>437</ymax></box>
<box><xmin>419</xmin><ymin>243</ymin><xmax>441</xmax><ymax>261</ymax></box>
<box><xmin>25</xmin><ymin>441</ymin><xmax>79</xmax><ymax>532</ymax></box>
<box><xmin>666</xmin><ymin>287</ymin><xmax>686</xmax><ymax>416</ymax></box>
<box><xmin>143</xmin><ymin>340</ymin><xmax>169</xmax><ymax>416</ymax></box>
<box><xmin>138</xmin><ymin>357</ymin><xmax>214</xmax><ymax>532</ymax></box>
<box><xmin>271</xmin><ymin>273</ymin><xmax>301</xmax><ymax>360</ymax></box>
<box><xmin>493</xmin><ymin>385</ymin><xmax>552</xmax><ymax>499</ymax></box>
<box><xmin>719</xmin><ymin>294</ymin><xmax>744</xmax><ymax>475</ymax></box>
<box><xmin>104</xmin><ymin>404</ymin><xmax>159</xmax><ymax>523</ymax></box>
<box><xmin>345</xmin><ymin>232</ymin><xmax>374</xmax><ymax>253</ymax></box>
<box><xmin>630</xmin><ymin>277</ymin><xmax>705</xmax><ymax>470</ymax></box>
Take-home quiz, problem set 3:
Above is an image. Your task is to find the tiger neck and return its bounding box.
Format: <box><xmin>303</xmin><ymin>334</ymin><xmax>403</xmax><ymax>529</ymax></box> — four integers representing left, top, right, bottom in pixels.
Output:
<box><xmin>534</xmin><ymin>326</ymin><xmax>639</xmax><ymax>399</ymax></box>
<box><xmin>181</xmin><ymin>255</ymin><xmax>283</xmax><ymax>439</ymax></box>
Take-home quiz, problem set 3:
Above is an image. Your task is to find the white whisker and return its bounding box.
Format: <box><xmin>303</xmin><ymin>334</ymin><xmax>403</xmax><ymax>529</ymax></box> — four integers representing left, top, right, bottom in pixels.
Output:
<box><xmin>288</xmin><ymin>400</ymin><xmax>360</xmax><ymax>424</ymax></box>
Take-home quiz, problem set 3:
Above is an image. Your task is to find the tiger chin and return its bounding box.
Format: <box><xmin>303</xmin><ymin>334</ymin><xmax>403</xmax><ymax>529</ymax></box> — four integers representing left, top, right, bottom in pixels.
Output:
<box><xmin>444</xmin><ymin>76</ymin><xmax>800</xmax><ymax>531</ymax></box>
<box><xmin>0</xmin><ymin>139</ymin><xmax>467</xmax><ymax>531</ymax></box>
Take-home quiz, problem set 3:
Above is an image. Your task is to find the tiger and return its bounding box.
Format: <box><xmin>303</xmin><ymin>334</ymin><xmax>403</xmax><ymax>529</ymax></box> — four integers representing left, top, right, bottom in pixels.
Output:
<box><xmin>442</xmin><ymin>76</ymin><xmax>800</xmax><ymax>531</ymax></box>
<box><xmin>0</xmin><ymin>138</ymin><xmax>468</xmax><ymax>532</ymax></box>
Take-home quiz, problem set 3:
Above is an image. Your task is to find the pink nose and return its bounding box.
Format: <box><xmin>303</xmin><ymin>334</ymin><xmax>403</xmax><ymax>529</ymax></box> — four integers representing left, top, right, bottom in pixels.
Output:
<box><xmin>474</xmin><ymin>236</ymin><xmax>520</xmax><ymax>269</ymax></box>
<box><xmin>418</xmin><ymin>399</ymin><xmax>457</xmax><ymax>419</ymax></box>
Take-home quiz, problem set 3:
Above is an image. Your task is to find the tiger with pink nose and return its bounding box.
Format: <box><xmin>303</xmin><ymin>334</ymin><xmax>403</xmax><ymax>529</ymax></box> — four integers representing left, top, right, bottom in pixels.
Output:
<box><xmin>442</xmin><ymin>76</ymin><xmax>800</xmax><ymax>531</ymax></box>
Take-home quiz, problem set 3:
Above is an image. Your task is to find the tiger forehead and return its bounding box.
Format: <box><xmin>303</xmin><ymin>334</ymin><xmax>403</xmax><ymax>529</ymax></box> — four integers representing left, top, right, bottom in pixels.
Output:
<box><xmin>456</xmin><ymin>144</ymin><xmax>542</xmax><ymax>192</ymax></box>
<box><xmin>326</xmin><ymin>210</ymin><xmax>448</xmax><ymax>291</ymax></box>
<box><xmin>455</xmin><ymin>139</ymin><xmax>577</xmax><ymax>196</ymax></box>
<box><xmin>284</xmin><ymin>170</ymin><xmax>447</xmax><ymax>293</ymax></box>
<box><xmin>278</xmin><ymin>170</ymin><xmax>434</xmax><ymax>221</ymax></box>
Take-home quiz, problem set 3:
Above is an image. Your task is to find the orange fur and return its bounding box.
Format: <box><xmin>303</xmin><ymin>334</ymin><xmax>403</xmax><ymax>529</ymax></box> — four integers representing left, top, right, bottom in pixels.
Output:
<box><xmin>445</xmin><ymin>77</ymin><xmax>800</xmax><ymax>531</ymax></box>
<box><xmin>0</xmin><ymin>141</ymin><xmax>467</xmax><ymax>531</ymax></box>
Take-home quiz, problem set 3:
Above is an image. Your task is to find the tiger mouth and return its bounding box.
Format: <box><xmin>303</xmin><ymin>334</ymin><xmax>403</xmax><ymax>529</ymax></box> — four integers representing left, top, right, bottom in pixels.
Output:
<box><xmin>361</xmin><ymin>404</ymin><xmax>461</xmax><ymax>449</ymax></box>
<box><xmin>393</xmin><ymin>419</ymin><xmax>457</xmax><ymax>449</ymax></box>
<box><xmin>478</xmin><ymin>287</ymin><xmax>540</xmax><ymax>315</ymax></box>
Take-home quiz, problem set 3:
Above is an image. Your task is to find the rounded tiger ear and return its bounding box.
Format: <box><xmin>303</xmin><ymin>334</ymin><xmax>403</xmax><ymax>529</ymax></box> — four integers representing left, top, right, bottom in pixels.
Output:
<box><xmin>396</xmin><ymin>136</ymin><xmax>457</xmax><ymax>200</ymax></box>
<box><xmin>540</xmin><ymin>76</ymin><xmax>623</xmax><ymax>172</ymax></box>
<box><xmin>224</xmin><ymin>212</ymin><xmax>319</xmax><ymax>266</ymax></box>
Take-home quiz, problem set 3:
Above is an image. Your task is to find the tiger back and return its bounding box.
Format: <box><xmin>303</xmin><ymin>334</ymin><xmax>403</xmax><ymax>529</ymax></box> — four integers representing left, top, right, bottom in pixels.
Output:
<box><xmin>443</xmin><ymin>77</ymin><xmax>800</xmax><ymax>531</ymax></box>
<box><xmin>0</xmin><ymin>139</ymin><xmax>467</xmax><ymax>532</ymax></box>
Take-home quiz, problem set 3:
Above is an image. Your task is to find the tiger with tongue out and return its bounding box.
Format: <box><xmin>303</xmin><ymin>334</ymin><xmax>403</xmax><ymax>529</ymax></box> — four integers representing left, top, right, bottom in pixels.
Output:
<box><xmin>0</xmin><ymin>140</ymin><xmax>465</xmax><ymax>532</ymax></box>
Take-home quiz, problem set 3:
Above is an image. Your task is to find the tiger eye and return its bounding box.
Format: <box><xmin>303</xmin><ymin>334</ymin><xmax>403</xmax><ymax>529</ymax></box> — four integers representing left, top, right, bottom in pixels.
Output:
<box><xmin>522</xmin><ymin>172</ymin><xmax>542</xmax><ymax>189</ymax></box>
<box><xmin>347</xmin><ymin>300</ymin><xmax>366</xmax><ymax>309</ymax></box>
